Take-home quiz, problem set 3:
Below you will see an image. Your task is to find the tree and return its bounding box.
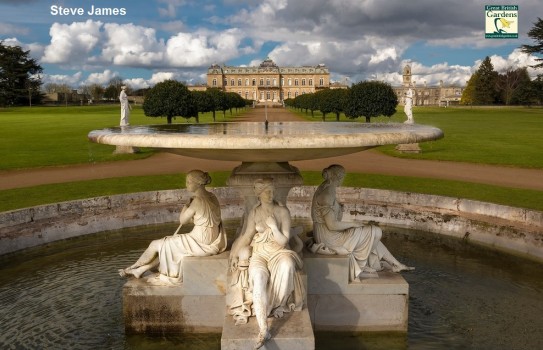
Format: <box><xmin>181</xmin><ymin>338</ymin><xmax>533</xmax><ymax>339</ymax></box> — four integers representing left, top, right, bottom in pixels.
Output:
<box><xmin>207</xmin><ymin>88</ymin><xmax>227</xmax><ymax>122</ymax></box>
<box><xmin>521</xmin><ymin>17</ymin><xmax>543</xmax><ymax>69</ymax></box>
<box><xmin>103</xmin><ymin>77</ymin><xmax>125</xmax><ymax>100</ymax></box>
<box><xmin>344</xmin><ymin>81</ymin><xmax>398</xmax><ymax>123</ymax></box>
<box><xmin>191</xmin><ymin>90</ymin><xmax>214</xmax><ymax>123</ymax></box>
<box><xmin>0</xmin><ymin>42</ymin><xmax>43</xmax><ymax>107</ymax></box>
<box><xmin>316</xmin><ymin>88</ymin><xmax>348</xmax><ymax>121</ymax></box>
<box><xmin>142</xmin><ymin>80</ymin><xmax>196</xmax><ymax>124</ymax></box>
<box><xmin>496</xmin><ymin>67</ymin><xmax>533</xmax><ymax>105</ymax></box>
<box><xmin>473</xmin><ymin>56</ymin><xmax>499</xmax><ymax>105</ymax></box>
<box><xmin>460</xmin><ymin>72</ymin><xmax>478</xmax><ymax>105</ymax></box>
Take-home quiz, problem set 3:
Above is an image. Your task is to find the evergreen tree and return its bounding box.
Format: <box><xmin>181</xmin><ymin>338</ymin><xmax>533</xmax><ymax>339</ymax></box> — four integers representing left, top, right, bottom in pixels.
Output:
<box><xmin>473</xmin><ymin>56</ymin><xmax>498</xmax><ymax>105</ymax></box>
<box><xmin>521</xmin><ymin>17</ymin><xmax>543</xmax><ymax>69</ymax></box>
<box><xmin>0</xmin><ymin>42</ymin><xmax>43</xmax><ymax>107</ymax></box>
<box><xmin>461</xmin><ymin>73</ymin><xmax>478</xmax><ymax>105</ymax></box>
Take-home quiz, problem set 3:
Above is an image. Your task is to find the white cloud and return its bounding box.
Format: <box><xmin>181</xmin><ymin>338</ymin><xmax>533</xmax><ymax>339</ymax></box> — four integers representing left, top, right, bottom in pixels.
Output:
<box><xmin>84</xmin><ymin>69</ymin><xmax>120</xmax><ymax>85</ymax></box>
<box><xmin>101</xmin><ymin>23</ymin><xmax>165</xmax><ymax>66</ymax></box>
<box><xmin>42</xmin><ymin>20</ymin><xmax>102</xmax><ymax>65</ymax></box>
<box><xmin>43</xmin><ymin>71</ymin><xmax>83</xmax><ymax>86</ymax></box>
<box><xmin>1</xmin><ymin>37</ymin><xmax>44</xmax><ymax>60</ymax></box>
<box><xmin>165</xmin><ymin>28</ymin><xmax>245</xmax><ymax>67</ymax></box>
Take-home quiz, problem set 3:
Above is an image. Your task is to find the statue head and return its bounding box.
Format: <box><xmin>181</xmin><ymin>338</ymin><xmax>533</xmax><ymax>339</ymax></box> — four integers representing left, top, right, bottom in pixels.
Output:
<box><xmin>322</xmin><ymin>164</ymin><xmax>345</xmax><ymax>184</ymax></box>
<box><xmin>254</xmin><ymin>178</ymin><xmax>275</xmax><ymax>203</ymax></box>
<box><xmin>186</xmin><ymin>170</ymin><xmax>212</xmax><ymax>187</ymax></box>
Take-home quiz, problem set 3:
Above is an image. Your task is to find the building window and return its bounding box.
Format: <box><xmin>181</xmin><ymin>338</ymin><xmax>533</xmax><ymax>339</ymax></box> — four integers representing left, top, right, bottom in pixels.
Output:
<box><xmin>273</xmin><ymin>78</ymin><xmax>277</xmax><ymax>86</ymax></box>
<box><xmin>245</xmin><ymin>78</ymin><xmax>249</xmax><ymax>86</ymax></box>
<box><xmin>231</xmin><ymin>79</ymin><xmax>235</xmax><ymax>86</ymax></box>
<box><xmin>266</xmin><ymin>78</ymin><xmax>270</xmax><ymax>86</ymax></box>
<box><xmin>224</xmin><ymin>79</ymin><xmax>228</xmax><ymax>86</ymax></box>
<box><xmin>245</xmin><ymin>91</ymin><xmax>249</xmax><ymax>99</ymax></box>
<box><xmin>309</xmin><ymin>79</ymin><xmax>313</xmax><ymax>86</ymax></box>
<box><xmin>238</xmin><ymin>79</ymin><xmax>242</xmax><ymax>86</ymax></box>
<box><xmin>252</xmin><ymin>79</ymin><xmax>256</xmax><ymax>86</ymax></box>
<box><xmin>294</xmin><ymin>91</ymin><xmax>298</xmax><ymax>97</ymax></box>
<box><xmin>319</xmin><ymin>77</ymin><xmax>324</xmax><ymax>86</ymax></box>
<box><xmin>260</xmin><ymin>79</ymin><xmax>264</xmax><ymax>86</ymax></box>
<box><xmin>281</xmin><ymin>78</ymin><xmax>284</xmax><ymax>86</ymax></box>
<box><xmin>212</xmin><ymin>79</ymin><xmax>217</xmax><ymax>86</ymax></box>
<box><xmin>294</xmin><ymin>79</ymin><xmax>299</xmax><ymax>86</ymax></box>
<box><xmin>260</xmin><ymin>92</ymin><xmax>264</xmax><ymax>100</ymax></box>
<box><xmin>288</xmin><ymin>91</ymin><xmax>291</xmax><ymax>99</ymax></box>
<box><xmin>288</xmin><ymin>78</ymin><xmax>292</xmax><ymax>86</ymax></box>
<box><xmin>301</xmin><ymin>79</ymin><xmax>306</xmax><ymax>86</ymax></box>
<box><xmin>266</xmin><ymin>91</ymin><xmax>271</xmax><ymax>99</ymax></box>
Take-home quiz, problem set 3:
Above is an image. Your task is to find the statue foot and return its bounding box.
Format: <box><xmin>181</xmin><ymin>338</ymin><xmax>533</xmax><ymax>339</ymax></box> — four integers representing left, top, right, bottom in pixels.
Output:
<box><xmin>255</xmin><ymin>330</ymin><xmax>271</xmax><ymax>349</ymax></box>
<box><xmin>392</xmin><ymin>263</ymin><xmax>415</xmax><ymax>272</ymax></box>
<box><xmin>118</xmin><ymin>266</ymin><xmax>143</xmax><ymax>278</ymax></box>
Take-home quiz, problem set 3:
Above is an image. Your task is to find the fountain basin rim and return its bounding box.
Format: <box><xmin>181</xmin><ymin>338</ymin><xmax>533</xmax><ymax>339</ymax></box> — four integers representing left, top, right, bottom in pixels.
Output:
<box><xmin>88</xmin><ymin>122</ymin><xmax>444</xmax><ymax>162</ymax></box>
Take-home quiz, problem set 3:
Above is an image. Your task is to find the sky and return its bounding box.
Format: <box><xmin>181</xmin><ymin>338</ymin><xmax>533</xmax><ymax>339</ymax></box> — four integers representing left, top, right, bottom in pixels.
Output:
<box><xmin>0</xmin><ymin>0</ymin><xmax>541</xmax><ymax>90</ymax></box>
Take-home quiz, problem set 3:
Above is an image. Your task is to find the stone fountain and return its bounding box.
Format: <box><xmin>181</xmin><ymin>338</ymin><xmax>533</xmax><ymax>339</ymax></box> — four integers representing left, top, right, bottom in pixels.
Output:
<box><xmin>88</xmin><ymin>120</ymin><xmax>443</xmax><ymax>349</ymax></box>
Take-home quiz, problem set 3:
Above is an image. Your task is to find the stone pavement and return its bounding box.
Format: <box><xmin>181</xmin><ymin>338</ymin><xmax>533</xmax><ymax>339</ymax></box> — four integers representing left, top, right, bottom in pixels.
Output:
<box><xmin>1</xmin><ymin>107</ymin><xmax>542</xmax><ymax>191</ymax></box>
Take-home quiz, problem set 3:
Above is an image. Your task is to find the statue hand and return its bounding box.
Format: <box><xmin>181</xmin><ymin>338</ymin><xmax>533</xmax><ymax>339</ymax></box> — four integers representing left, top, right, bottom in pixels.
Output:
<box><xmin>229</xmin><ymin>258</ymin><xmax>238</xmax><ymax>272</ymax></box>
<box><xmin>265</xmin><ymin>216</ymin><xmax>278</xmax><ymax>230</ymax></box>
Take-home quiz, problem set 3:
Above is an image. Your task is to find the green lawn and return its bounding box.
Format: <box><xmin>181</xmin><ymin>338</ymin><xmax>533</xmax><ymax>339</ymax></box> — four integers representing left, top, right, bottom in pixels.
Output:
<box><xmin>1</xmin><ymin>171</ymin><xmax>542</xmax><ymax>212</ymax></box>
<box><xmin>294</xmin><ymin>106</ymin><xmax>543</xmax><ymax>168</ymax></box>
<box><xmin>0</xmin><ymin>105</ymin><xmax>245</xmax><ymax>170</ymax></box>
<box><xmin>1</xmin><ymin>105</ymin><xmax>542</xmax><ymax>213</ymax></box>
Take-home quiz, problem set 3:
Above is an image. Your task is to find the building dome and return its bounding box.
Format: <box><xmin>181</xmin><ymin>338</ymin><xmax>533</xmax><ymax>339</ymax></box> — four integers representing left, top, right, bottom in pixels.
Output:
<box><xmin>259</xmin><ymin>58</ymin><xmax>278</xmax><ymax>68</ymax></box>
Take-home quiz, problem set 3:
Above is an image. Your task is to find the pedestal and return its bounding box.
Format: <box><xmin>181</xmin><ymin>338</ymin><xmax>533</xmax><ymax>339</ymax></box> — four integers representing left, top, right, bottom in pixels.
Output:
<box><xmin>395</xmin><ymin>143</ymin><xmax>421</xmax><ymax>154</ymax></box>
<box><xmin>227</xmin><ymin>161</ymin><xmax>303</xmax><ymax>235</ymax></box>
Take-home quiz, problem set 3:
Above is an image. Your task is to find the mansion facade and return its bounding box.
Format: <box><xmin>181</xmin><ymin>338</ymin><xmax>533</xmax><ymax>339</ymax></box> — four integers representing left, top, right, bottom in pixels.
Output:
<box><xmin>393</xmin><ymin>65</ymin><xmax>464</xmax><ymax>107</ymax></box>
<box><xmin>206</xmin><ymin>58</ymin><xmax>330</xmax><ymax>102</ymax></box>
<box><xmin>203</xmin><ymin>59</ymin><xmax>463</xmax><ymax>106</ymax></box>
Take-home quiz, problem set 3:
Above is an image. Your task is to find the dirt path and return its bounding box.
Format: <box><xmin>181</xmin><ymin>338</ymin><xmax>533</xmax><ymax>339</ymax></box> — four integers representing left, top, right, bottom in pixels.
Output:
<box><xmin>2</xmin><ymin>107</ymin><xmax>542</xmax><ymax>191</ymax></box>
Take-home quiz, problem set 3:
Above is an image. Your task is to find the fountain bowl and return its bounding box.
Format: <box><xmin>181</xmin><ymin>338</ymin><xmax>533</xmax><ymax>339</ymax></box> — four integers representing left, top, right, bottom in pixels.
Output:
<box><xmin>88</xmin><ymin>122</ymin><xmax>444</xmax><ymax>162</ymax></box>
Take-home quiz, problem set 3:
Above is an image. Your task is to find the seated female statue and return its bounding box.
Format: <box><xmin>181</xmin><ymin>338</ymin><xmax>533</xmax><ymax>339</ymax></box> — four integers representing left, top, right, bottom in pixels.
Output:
<box><xmin>229</xmin><ymin>178</ymin><xmax>305</xmax><ymax>349</ymax></box>
<box><xmin>119</xmin><ymin>170</ymin><xmax>227</xmax><ymax>283</ymax></box>
<box><xmin>309</xmin><ymin>164</ymin><xmax>413</xmax><ymax>281</ymax></box>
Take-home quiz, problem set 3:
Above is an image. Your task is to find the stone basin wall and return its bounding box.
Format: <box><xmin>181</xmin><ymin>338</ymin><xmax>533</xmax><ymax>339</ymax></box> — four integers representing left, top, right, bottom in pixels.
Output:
<box><xmin>1</xmin><ymin>187</ymin><xmax>542</xmax><ymax>261</ymax></box>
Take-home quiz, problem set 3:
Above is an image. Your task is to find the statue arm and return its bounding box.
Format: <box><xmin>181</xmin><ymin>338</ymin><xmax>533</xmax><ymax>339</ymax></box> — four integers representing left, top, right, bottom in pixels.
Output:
<box><xmin>230</xmin><ymin>210</ymin><xmax>257</xmax><ymax>270</ymax></box>
<box><xmin>266</xmin><ymin>207</ymin><xmax>291</xmax><ymax>247</ymax></box>
<box><xmin>322</xmin><ymin>209</ymin><xmax>360</xmax><ymax>232</ymax></box>
<box><xmin>179</xmin><ymin>197</ymin><xmax>197</xmax><ymax>226</ymax></box>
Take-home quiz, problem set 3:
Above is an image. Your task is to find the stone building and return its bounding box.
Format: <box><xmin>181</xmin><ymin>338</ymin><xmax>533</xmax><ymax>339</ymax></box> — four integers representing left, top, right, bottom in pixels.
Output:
<box><xmin>206</xmin><ymin>58</ymin><xmax>330</xmax><ymax>102</ymax></box>
<box><xmin>394</xmin><ymin>64</ymin><xmax>464</xmax><ymax>107</ymax></box>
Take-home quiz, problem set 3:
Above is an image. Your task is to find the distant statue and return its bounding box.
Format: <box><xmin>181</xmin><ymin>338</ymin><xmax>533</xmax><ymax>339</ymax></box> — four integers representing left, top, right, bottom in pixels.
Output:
<box><xmin>119</xmin><ymin>85</ymin><xmax>131</xmax><ymax>126</ymax></box>
<box><xmin>404</xmin><ymin>87</ymin><xmax>414</xmax><ymax>124</ymax></box>
<box><xmin>228</xmin><ymin>178</ymin><xmax>305</xmax><ymax>349</ymax></box>
<box><xmin>307</xmin><ymin>165</ymin><xmax>414</xmax><ymax>281</ymax></box>
<box><xmin>119</xmin><ymin>170</ymin><xmax>227</xmax><ymax>284</ymax></box>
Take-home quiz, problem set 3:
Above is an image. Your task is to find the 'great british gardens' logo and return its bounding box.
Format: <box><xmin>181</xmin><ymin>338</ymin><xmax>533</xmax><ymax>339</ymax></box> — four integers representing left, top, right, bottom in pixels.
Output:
<box><xmin>485</xmin><ymin>5</ymin><xmax>518</xmax><ymax>39</ymax></box>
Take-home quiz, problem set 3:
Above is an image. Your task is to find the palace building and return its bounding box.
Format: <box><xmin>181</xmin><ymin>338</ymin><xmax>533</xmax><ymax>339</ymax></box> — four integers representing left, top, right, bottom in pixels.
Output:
<box><xmin>393</xmin><ymin>64</ymin><xmax>465</xmax><ymax>107</ymax></box>
<box><xmin>206</xmin><ymin>58</ymin><xmax>330</xmax><ymax>103</ymax></box>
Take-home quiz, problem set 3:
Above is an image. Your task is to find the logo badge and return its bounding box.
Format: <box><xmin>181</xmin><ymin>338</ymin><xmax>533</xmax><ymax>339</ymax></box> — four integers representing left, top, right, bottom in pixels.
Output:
<box><xmin>485</xmin><ymin>5</ymin><xmax>518</xmax><ymax>39</ymax></box>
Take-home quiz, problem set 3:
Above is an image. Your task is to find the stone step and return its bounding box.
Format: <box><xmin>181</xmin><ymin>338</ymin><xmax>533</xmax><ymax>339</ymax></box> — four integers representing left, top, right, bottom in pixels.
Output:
<box><xmin>221</xmin><ymin>307</ymin><xmax>315</xmax><ymax>350</ymax></box>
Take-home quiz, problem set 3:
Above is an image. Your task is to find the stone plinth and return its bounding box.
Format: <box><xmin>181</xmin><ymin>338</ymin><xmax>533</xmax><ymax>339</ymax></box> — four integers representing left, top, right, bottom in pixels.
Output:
<box><xmin>395</xmin><ymin>143</ymin><xmax>421</xmax><ymax>153</ymax></box>
<box><xmin>304</xmin><ymin>251</ymin><xmax>409</xmax><ymax>331</ymax></box>
<box><xmin>221</xmin><ymin>308</ymin><xmax>315</xmax><ymax>350</ymax></box>
<box><xmin>123</xmin><ymin>251</ymin><xmax>229</xmax><ymax>334</ymax></box>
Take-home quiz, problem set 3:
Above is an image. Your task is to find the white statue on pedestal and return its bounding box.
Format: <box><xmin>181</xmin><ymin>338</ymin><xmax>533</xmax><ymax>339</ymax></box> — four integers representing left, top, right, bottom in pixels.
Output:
<box><xmin>307</xmin><ymin>165</ymin><xmax>414</xmax><ymax>281</ymax></box>
<box><xmin>404</xmin><ymin>87</ymin><xmax>414</xmax><ymax>124</ymax></box>
<box><xmin>119</xmin><ymin>170</ymin><xmax>227</xmax><ymax>284</ymax></box>
<box><xmin>229</xmin><ymin>178</ymin><xmax>305</xmax><ymax>349</ymax></box>
<box><xmin>119</xmin><ymin>85</ymin><xmax>131</xmax><ymax>126</ymax></box>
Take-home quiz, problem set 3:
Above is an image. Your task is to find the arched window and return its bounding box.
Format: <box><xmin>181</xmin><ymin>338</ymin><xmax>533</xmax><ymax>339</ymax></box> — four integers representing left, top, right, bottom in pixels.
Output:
<box><xmin>212</xmin><ymin>79</ymin><xmax>217</xmax><ymax>86</ymax></box>
<box><xmin>230</xmin><ymin>79</ymin><xmax>235</xmax><ymax>86</ymax></box>
<box><xmin>252</xmin><ymin>79</ymin><xmax>256</xmax><ymax>86</ymax></box>
<box><xmin>259</xmin><ymin>78</ymin><xmax>264</xmax><ymax>86</ymax></box>
<box><xmin>224</xmin><ymin>79</ymin><xmax>228</xmax><ymax>86</ymax></box>
<box><xmin>266</xmin><ymin>78</ymin><xmax>270</xmax><ymax>86</ymax></box>
<box><xmin>294</xmin><ymin>79</ymin><xmax>299</xmax><ymax>86</ymax></box>
<box><xmin>288</xmin><ymin>78</ymin><xmax>292</xmax><ymax>86</ymax></box>
<box><xmin>245</xmin><ymin>78</ymin><xmax>249</xmax><ymax>86</ymax></box>
<box><xmin>319</xmin><ymin>77</ymin><xmax>324</xmax><ymax>86</ymax></box>
<box><xmin>301</xmin><ymin>79</ymin><xmax>306</xmax><ymax>86</ymax></box>
<box><xmin>238</xmin><ymin>79</ymin><xmax>242</xmax><ymax>86</ymax></box>
<box><xmin>309</xmin><ymin>79</ymin><xmax>313</xmax><ymax>86</ymax></box>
